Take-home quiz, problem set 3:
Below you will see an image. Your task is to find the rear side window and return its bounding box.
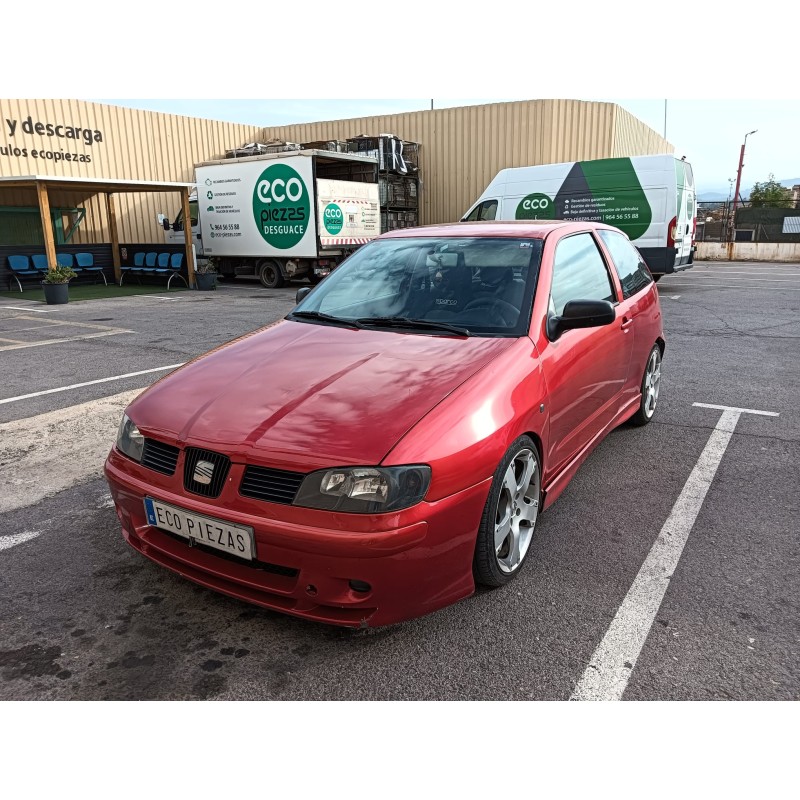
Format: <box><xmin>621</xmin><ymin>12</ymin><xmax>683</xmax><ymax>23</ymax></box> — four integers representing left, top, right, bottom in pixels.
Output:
<box><xmin>550</xmin><ymin>233</ymin><xmax>615</xmax><ymax>316</ymax></box>
<box><xmin>598</xmin><ymin>230</ymin><xmax>652</xmax><ymax>299</ymax></box>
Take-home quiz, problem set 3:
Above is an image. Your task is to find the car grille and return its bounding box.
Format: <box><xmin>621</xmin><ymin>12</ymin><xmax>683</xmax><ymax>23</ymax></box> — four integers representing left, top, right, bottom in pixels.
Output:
<box><xmin>240</xmin><ymin>465</ymin><xmax>305</xmax><ymax>505</ymax></box>
<box><xmin>141</xmin><ymin>438</ymin><xmax>180</xmax><ymax>475</ymax></box>
<box><xmin>183</xmin><ymin>447</ymin><xmax>231</xmax><ymax>498</ymax></box>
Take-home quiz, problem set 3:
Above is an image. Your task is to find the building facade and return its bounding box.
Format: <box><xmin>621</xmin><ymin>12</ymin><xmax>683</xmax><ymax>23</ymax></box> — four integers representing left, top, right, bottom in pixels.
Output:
<box><xmin>0</xmin><ymin>98</ymin><xmax>672</xmax><ymax>247</ymax></box>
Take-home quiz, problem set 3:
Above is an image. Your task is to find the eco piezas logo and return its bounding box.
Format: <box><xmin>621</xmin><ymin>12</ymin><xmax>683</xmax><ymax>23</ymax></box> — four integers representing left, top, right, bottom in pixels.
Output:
<box><xmin>252</xmin><ymin>164</ymin><xmax>310</xmax><ymax>248</ymax></box>
<box><xmin>515</xmin><ymin>193</ymin><xmax>556</xmax><ymax>220</ymax></box>
<box><xmin>323</xmin><ymin>203</ymin><xmax>343</xmax><ymax>235</ymax></box>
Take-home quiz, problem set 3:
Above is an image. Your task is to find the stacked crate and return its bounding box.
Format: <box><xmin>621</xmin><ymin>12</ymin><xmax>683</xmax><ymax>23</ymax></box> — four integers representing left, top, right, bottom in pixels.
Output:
<box><xmin>347</xmin><ymin>135</ymin><xmax>420</xmax><ymax>233</ymax></box>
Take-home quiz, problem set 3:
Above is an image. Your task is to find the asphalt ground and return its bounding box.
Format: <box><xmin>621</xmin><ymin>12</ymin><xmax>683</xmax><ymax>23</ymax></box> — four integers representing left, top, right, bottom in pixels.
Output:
<box><xmin>0</xmin><ymin>263</ymin><xmax>798</xmax><ymax>700</ymax></box>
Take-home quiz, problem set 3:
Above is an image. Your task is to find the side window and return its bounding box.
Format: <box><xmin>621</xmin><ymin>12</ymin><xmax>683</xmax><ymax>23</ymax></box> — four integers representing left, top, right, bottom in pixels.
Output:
<box><xmin>550</xmin><ymin>233</ymin><xmax>615</xmax><ymax>316</ymax></box>
<box><xmin>173</xmin><ymin>202</ymin><xmax>198</xmax><ymax>231</ymax></box>
<box><xmin>463</xmin><ymin>200</ymin><xmax>498</xmax><ymax>222</ymax></box>
<box><xmin>598</xmin><ymin>230</ymin><xmax>652</xmax><ymax>299</ymax></box>
<box><xmin>477</xmin><ymin>200</ymin><xmax>498</xmax><ymax>221</ymax></box>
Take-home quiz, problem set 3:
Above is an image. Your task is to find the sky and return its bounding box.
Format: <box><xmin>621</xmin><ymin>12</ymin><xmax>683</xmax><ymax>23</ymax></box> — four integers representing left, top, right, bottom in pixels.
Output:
<box><xmin>95</xmin><ymin>98</ymin><xmax>799</xmax><ymax>199</ymax></box>
<box><xmin>9</xmin><ymin>0</ymin><xmax>797</xmax><ymax>201</ymax></box>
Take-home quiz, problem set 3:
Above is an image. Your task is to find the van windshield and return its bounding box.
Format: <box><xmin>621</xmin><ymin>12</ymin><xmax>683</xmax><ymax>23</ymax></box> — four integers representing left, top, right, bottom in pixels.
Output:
<box><xmin>290</xmin><ymin>236</ymin><xmax>543</xmax><ymax>337</ymax></box>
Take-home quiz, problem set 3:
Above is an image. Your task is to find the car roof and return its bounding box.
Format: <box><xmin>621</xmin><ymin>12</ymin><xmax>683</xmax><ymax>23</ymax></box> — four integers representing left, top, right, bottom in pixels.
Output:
<box><xmin>379</xmin><ymin>220</ymin><xmax>618</xmax><ymax>240</ymax></box>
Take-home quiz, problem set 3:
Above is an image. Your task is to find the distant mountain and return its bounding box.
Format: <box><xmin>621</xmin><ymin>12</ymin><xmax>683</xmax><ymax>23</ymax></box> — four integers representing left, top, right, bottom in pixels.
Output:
<box><xmin>698</xmin><ymin>192</ymin><xmax>728</xmax><ymax>202</ymax></box>
<box><xmin>698</xmin><ymin>178</ymin><xmax>798</xmax><ymax>203</ymax></box>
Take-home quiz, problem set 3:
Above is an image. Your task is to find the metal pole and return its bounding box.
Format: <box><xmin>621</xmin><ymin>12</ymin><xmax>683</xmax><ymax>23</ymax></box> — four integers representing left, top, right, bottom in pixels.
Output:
<box><xmin>731</xmin><ymin>130</ymin><xmax>757</xmax><ymax>238</ymax></box>
<box><xmin>663</xmin><ymin>100</ymin><xmax>667</xmax><ymax>139</ymax></box>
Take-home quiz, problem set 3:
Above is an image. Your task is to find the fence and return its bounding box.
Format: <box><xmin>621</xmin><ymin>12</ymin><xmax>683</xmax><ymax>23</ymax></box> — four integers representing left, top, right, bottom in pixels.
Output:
<box><xmin>696</xmin><ymin>200</ymin><xmax>800</xmax><ymax>243</ymax></box>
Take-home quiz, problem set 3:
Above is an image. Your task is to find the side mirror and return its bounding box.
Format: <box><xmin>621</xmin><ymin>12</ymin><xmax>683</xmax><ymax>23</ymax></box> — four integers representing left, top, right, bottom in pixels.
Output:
<box><xmin>162</xmin><ymin>218</ymin><xmax>171</xmax><ymax>231</ymax></box>
<box><xmin>547</xmin><ymin>299</ymin><xmax>615</xmax><ymax>341</ymax></box>
<box><xmin>295</xmin><ymin>287</ymin><xmax>312</xmax><ymax>304</ymax></box>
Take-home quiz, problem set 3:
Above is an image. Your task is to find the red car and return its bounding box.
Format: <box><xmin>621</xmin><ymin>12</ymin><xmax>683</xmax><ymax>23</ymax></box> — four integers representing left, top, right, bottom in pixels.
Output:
<box><xmin>105</xmin><ymin>221</ymin><xmax>664</xmax><ymax>627</ymax></box>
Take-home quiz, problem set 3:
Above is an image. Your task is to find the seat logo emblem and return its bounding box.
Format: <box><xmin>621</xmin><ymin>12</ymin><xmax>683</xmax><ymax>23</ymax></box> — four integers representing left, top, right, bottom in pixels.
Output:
<box><xmin>193</xmin><ymin>460</ymin><xmax>215</xmax><ymax>485</ymax></box>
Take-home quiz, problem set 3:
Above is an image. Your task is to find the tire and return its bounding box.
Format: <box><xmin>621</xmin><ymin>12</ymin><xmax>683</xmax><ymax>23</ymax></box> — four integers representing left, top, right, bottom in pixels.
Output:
<box><xmin>473</xmin><ymin>435</ymin><xmax>542</xmax><ymax>588</ymax></box>
<box><xmin>259</xmin><ymin>260</ymin><xmax>285</xmax><ymax>289</ymax></box>
<box><xmin>629</xmin><ymin>345</ymin><xmax>662</xmax><ymax>426</ymax></box>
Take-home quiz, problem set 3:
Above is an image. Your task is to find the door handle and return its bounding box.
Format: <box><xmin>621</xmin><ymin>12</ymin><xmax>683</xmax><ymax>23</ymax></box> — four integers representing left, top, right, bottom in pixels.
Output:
<box><xmin>620</xmin><ymin>316</ymin><xmax>634</xmax><ymax>332</ymax></box>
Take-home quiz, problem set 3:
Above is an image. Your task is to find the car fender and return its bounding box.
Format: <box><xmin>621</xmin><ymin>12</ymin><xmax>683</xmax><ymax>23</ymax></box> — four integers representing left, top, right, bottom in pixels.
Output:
<box><xmin>382</xmin><ymin>337</ymin><xmax>548</xmax><ymax>503</ymax></box>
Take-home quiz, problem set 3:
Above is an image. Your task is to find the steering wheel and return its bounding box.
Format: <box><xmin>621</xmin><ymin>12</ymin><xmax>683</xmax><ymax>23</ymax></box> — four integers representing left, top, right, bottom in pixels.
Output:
<box><xmin>463</xmin><ymin>298</ymin><xmax>519</xmax><ymax>327</ymax></box>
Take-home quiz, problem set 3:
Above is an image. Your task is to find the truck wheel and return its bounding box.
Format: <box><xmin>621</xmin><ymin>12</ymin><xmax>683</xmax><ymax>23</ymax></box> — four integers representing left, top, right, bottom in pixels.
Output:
<box><xmin>259</xmin><ymin>260</ymin><xmax>285</xmax><ymax>289</ymax></box>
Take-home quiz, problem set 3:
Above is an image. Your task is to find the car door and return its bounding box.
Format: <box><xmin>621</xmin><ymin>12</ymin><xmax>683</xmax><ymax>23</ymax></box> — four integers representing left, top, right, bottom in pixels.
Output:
<box><xmin>538</xmin><ymin>231</ymin><xmax>632</xmax><ymax>474</ymax></box>
<box><xmin>596</xmin><ymin>229</ymin><xmax>659</xmax><ymax>408</ymax></box>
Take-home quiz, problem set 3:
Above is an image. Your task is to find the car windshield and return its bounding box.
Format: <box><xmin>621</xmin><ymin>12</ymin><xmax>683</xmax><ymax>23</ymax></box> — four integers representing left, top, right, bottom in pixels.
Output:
<box><xmin>290</xmin><ymin>237</ymin><xmax>544</xmax><ymax>337</ymax></box>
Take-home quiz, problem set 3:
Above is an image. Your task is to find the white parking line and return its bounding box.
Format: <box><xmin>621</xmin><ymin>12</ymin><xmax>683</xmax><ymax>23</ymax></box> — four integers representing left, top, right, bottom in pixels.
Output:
<box><xmin>0</xmin><ymin>363</ymin><xmax>186</xmax><ymax>405</ymax></box>
<box><xmin>0</xmin><ymin>306</ymin><xmax>51</xmax><ymax>313</ymax></box>
<box><xmin>0</xmin><ymin>531</ymin><xmax>42</xmax><ymax>551</ymax></box>
<box><xmin>571</xmin><ymin>403</ymin><xmax>779</xmax><ymax>702</ymax></box>
<box><xmin>684</xmin><ymin>277</ymin><xmax>800</xmax><ymax>283</ymax></box>
<box><xmin>661</xmin><ymin>282</ymin><xmax>800</xmax><ymax>291</ymax></box>
<box><xmin>0</xmin><ymin>330</ymin><xmax>132</xmax><ymax>352</ymax></box>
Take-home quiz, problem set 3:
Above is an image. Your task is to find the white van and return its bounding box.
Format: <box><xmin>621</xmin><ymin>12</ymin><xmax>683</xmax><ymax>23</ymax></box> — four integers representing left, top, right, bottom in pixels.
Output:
<box><xmin>462</xmin><ymin>155</ymin><xmax>696</xmax><ymax>279</ymax></box>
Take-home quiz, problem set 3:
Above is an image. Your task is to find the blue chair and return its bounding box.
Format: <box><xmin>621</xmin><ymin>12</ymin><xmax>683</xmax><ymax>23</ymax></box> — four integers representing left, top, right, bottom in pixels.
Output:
<box><xmin>75</xmin><ymin>252</ymin><xmax>107</xmax><ymax>286</ymax></box>
<box><xmin>156</xmin><ymin>252</ymin><xmax>170</xmax><ymax>269</ymax></box>
<box><xmin>120</xmin><ymin>252</ymin><xmax>145</xmax><ymax>285</ymax></box>
<box><xmin>7</xmin><ymin>255</ymin><xmax>44</xmax><ymax>292</ymax></box>
<box><xmin>166</xmin><ymin>252</ymin><xmax>188</xmax><ymax>289</ymax></box>
<box><xmin>143</xmin><ymin>252</ymin><xmax>158</xmax><ymax>272</ymax></box>
<box><xmin>56</xmin><ymin>252</ymin><xmax>82</xmax><ymax>281</ymax></box>
<box><xmin>31</xmin><ymin>254</ymin><xmax>50</xmax><ymax>271</ymax></box>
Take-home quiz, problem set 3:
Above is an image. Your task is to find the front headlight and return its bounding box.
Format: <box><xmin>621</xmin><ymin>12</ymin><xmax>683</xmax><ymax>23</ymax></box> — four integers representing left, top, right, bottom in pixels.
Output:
<box><xmin>117</xmin><ymin>413</ymin><xmax>144</xmax><ymax>462</ymax></box>
<box><xmin>293</xmin><ymin>465</ymin><xmax>431</xmax><ymax>513</ymax></box>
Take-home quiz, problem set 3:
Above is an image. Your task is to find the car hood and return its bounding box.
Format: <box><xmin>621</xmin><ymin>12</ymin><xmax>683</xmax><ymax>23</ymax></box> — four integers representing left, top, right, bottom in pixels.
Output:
<box><xmin>128</xmin><ymin>320</ymin><xmax>515</xmax><ymax>469</ymax></box>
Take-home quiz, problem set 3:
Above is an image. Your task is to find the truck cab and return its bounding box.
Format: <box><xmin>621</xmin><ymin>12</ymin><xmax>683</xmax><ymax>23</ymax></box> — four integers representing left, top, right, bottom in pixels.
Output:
<box><xmin>162</xmin><ymin>193</ymin><xmax>203</xmax><ymax>253</ymax></box>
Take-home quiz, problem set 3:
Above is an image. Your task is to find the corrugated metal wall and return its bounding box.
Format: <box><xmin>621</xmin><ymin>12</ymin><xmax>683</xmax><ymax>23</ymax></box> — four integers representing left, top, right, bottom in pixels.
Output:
<box><xmin>0</xmin><ymin>99</ymin><xmax>673</xmax><ymax>241</ymax></box>
<box><xmin>612</xmin><ymin>106</ymin><xmax>675</xmax><ymax>160</ymax></box>
<box><xmin>258</xmin><ymin>100</ymin><xmax>673</xmax><ymax>224</ymax></box>
<box><xmin>0</xmin><ymin>99</ymin><xmax>260</xmax><ymax>242</ymax></box>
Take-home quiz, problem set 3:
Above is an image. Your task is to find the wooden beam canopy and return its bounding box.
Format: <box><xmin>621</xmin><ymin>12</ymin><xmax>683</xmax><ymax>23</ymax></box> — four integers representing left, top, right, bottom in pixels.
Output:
<box><xmin>35</xmin><ymin>182</ymin><xmax>57</xmax><ymax>270</ymax></box>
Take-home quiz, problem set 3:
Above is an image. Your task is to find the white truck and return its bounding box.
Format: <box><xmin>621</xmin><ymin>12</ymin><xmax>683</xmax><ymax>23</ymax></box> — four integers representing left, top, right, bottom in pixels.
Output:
<box><xmin>162</xmin><ymin>149</ymin><xmax>381</xmax><ymax>288</ymax></box>
<box><xmin>462</xmin><ymin>154</ymin><xmax>696</xmax><ymax>279</ymax></box>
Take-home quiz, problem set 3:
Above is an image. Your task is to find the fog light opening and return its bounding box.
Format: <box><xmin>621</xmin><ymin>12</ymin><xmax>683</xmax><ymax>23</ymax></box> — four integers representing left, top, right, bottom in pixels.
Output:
<box><xmin>349</xmin><ymin>580</ymin><xmax>372</xmax><ymax>594</ymax></box>
<box><xmin>305</xmin><ymin>584</ymin><xmax>317</xmax><ymax>596</ymax></box>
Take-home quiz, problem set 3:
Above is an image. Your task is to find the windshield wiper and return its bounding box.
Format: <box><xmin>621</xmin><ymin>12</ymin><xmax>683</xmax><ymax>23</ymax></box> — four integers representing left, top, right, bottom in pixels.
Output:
<box><xmin>356</xmin><ymin>316</ymin><xmax>470</xmax><ymax>337</ymax></box>
<box><xmin>289</xmin><ymin>310</ymin><xmax>363</xmax><ymax>329</ymax></box>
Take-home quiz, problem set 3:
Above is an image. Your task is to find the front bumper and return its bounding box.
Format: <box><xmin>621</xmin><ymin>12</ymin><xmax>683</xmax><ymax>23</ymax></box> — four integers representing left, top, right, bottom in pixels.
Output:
<box><xmin>104</xmin><ymin>447</ymin><xmax>490</xmax><ymax>627</ymax></box>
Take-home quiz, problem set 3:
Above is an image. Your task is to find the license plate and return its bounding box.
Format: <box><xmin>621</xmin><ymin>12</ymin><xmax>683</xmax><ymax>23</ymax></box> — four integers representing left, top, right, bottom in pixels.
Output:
<box><xmin>314</xmin><ymin>267</ymin><xmax>330</xmax><ymax>276</ymax></box>
<box><xmin>144</xmin><ymin>497</ymin><xmax>255</xmax><ymax>561</ymax></box>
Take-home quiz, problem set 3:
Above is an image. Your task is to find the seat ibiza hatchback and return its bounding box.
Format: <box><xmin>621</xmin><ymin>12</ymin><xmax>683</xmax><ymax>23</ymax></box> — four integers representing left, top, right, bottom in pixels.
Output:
<box><xmin>105</xmin><ymin>220</ymin><xmax>664</xmax><ymax>627</ymax></box>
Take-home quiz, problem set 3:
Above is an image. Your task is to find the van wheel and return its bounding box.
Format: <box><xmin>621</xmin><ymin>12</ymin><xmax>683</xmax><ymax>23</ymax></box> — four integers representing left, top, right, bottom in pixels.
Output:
<box><xmin>473</xmin><ymin>436</ymin><xmax>541</xmax><ymax>587</ymax></box>
<box><xmin>259</xmin><ymin>260</ymin><xmax>284</xmax><ymax>289</ymax></box>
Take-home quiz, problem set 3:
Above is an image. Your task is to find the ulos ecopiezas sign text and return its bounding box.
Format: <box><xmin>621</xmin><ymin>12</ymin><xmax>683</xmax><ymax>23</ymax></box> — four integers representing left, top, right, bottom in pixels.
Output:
<box><xmin>1</xmin><ymin>114</ymin><xmax>104</xmax><ymax>164</ymax></box>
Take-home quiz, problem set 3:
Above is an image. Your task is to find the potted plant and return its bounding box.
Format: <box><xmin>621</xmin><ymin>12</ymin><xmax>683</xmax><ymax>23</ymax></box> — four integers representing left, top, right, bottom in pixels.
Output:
<box><xmin>41</xmin><ymin>264</ymin><xmax>77</xmax><ymax>304</ymax></box>
<box><xmin>195</xmin><ymin>260</ymin><xmax>218</xmax><ymax>291</ymax></box>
